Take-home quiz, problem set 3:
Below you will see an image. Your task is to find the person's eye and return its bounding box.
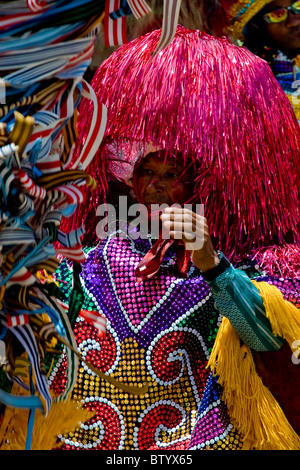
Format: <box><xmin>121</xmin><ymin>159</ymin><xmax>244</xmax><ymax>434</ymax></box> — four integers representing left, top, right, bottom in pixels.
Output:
<box><xmin>141</xmin><ymin>168</ymin><xmax>153</xmax><ymax>175</ymax></box>
<box><xmin>166</xmin><ymin>172</ymin><xmax>178</xmax><ymax>178</ymax></box>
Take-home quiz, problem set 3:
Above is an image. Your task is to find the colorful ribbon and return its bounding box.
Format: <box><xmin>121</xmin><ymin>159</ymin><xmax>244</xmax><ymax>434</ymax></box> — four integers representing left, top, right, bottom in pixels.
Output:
<box><xmin>0</xmin><ymin>1</ymin><xmax>107</xmax><ymax>425</ymax></box>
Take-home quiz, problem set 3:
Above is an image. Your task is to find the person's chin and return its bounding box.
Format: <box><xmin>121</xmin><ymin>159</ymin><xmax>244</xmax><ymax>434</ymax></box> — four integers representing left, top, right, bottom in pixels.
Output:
<box><xmin>287</xmin><ymin>31</ymin><xmax>300</xmax><ymax>48</ymax></box>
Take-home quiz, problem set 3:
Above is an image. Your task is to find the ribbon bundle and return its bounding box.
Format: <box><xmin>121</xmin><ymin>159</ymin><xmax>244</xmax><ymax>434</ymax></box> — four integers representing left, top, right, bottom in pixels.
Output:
<box><xmin>0</xmin><ymin>0</ymin><xmax>109</xmax><ymax>429</ymax></box>
<box><xmin>103</xmin><ymin>0</ymin><xmax>182</xmax><ymax>53</ymax></box>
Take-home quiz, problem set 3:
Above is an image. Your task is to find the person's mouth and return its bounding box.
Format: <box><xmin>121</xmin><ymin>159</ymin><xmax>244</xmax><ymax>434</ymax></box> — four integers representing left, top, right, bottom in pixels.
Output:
<box><xmin>143</xmin><ymin>194</ymin><xmax>172</xmax><ymax>205</ymax></box>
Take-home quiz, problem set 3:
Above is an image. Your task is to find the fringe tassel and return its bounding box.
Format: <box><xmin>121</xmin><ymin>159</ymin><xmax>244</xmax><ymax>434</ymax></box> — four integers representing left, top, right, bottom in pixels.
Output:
<box><xmin>0</xmin><ymin>386</ymin><xmax>94</xmax><ymax>450</ymax></box>
<box><xmin>252</xmin><ymin>280</ymin><xmax>300</xmax><ymax>346</ymax></box>
<box><xmin>207</xmin><ymin>280</ymin><xmax>300</xmax><ymax>450</ymax></box>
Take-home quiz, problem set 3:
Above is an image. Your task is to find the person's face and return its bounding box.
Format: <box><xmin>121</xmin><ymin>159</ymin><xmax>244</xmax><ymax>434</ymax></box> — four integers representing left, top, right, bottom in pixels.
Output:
<box><xmin>132</xmin><ymin>152</ymin><xmax>194</xmax><ymax>210</ymax></box>
<box><xmin>262</xmin><ymin>0</ymin><xmax>300</xmax><ymax>52</ymax></box>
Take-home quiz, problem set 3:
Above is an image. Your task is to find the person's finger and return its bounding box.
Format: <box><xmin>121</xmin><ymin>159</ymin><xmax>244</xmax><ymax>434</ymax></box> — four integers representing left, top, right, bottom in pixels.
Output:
<box><xmin>162</xmin><ymin>217</ymin><xmax>206</xmax><ymax>237</ymax></box>
<box><xmin>161</xmin><ymin>209</ymin><xmax>206</xmax><ymax>229</ymax></box>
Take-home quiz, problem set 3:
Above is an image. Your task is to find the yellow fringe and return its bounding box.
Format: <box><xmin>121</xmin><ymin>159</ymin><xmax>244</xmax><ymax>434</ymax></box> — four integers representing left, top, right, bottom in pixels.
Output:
<box><xmin>207</xmin><ymin>280</ymin><xmax>300</xmax><ymax>450</ymax></box>
<box><xmin>252</xmin><ymin>280</ymin><xmax>300</xmax><ymax>348</ymax></box>
<box><xmin>287</xmin><ymin>94</ymin><xmax>300</xmax><ymax>123</ymax></box>
<box><xmin>0</xmin><ymin>386</ymin><xmax>94</xmax><ymax>450</ymax></box>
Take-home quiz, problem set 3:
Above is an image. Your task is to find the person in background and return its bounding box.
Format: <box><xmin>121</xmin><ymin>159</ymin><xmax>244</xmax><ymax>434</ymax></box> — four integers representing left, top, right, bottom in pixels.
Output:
<box><xmin>206</xmin><ymin>0</ymin><xmax>300</xmax><ymax>121</ymax></box>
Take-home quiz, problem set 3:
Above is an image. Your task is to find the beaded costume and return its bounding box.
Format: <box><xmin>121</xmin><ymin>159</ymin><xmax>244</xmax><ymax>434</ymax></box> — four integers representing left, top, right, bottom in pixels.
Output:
<box><xmin>53</xmin><ymin>234</ymin><xmax>234</xmax><ymax>450</ymax></box>
<box><xmin>50</xmin><ymin>231</ymin><xmax>300</xmax><ymax>450</ymax></box>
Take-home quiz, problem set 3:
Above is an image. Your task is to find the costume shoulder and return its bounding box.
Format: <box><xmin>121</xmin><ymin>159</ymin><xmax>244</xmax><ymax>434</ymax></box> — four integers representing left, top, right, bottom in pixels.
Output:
<box><xmin>54</xmin><ymin>245</ymin><xmax>103</xmax><ymax>326</ymax></box>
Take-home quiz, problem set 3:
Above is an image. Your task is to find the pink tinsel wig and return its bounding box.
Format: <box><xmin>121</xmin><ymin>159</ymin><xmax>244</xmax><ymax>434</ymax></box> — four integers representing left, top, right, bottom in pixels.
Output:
<box><xmin>67</xmin><ymin>26</ymin><xmax>300</xmax><ymax>271</ymax></box>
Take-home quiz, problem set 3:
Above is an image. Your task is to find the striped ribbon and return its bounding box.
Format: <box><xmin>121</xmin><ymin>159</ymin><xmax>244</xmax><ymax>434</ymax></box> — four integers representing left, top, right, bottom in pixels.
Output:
<box><xmin>35</xmin><ymin>152</ymin><xmax>62</xmax><ymax>174</ymax></box>
<box><xmin>0</xmin><ymin>225</ymin><xmax>36</xmax><ymax>247</ymax></box>
<box><xmin>25</xmin><ymin>81</ymin><xmax>82</xmax><ymax>168</ymax></box>
<box><xmin>0</xmin><ymin>0</ymin><xmax>104</xmax><ymax>37</ymax></box>
<box><xmin>0</xmin><ymin>144</ymin><xmax>20</xmax><ymax>170</ymax></box>
<box><xmin>61</xmin><ymin>110</ymin><xmax>78</xmax><ymax>167</ymax></box>
<box><xmin>43</xmin><ymin>209</ymin><xmax>63</xmax><ymax>226</ymax></box>
<box><xmin>0</xmin><ymin>123</ymin><xmax>8</xmax><ymax>146</ymax></box>
<box><xmin>0</xmin><ymin>311</ymin><xmax>52</xmax><ymax>415</ymax></box>
<box><xmin>5</xmin><ymin>58</ymin><xmax>84</xmax><ymax>89</ymax></box>
<box><xmin>42</xmin><ymin>223</ymin><xmax>57</xmax><ymax>244</ymax></box>
<box><xmin>56</xmin><ymin>43</ymin><xmax>95</xmax><ymax>80</ymax></box>
<box><xmin>24</xmin><ymin>245</ymin><xmax>57</xmax><ymax>270</ymax></box>
<box><xmin>5</xmin><ymin>267</ymin><xmax>37</xmax><ymax>289</ymax></box>
<box><xmin>26</xmin><ymin>0</ymin><xmax>50</xmax><ymax>14</ymax></box>
<box><xmin>13</xmin><ymin>169</ymin><xmax>47</xmax><ymax>200</ymax></box>
<box><xmin>36</xmin><ymin>169</ymin><xmax>94</xmax><ymax>189</ymax></box>
<box><xmin>79</xmin><ymin>309</ymin><xmax>107</xmax><ymax>337</ymax></box>
<box><xmin>16</xmin><ymin>193</ymin><xmax>35</xmax><ymax>219</ymax></box>
<box><xmin>28</xmin><ymin>102</ymin><xmax>71</xmax><ymax>145</ymax></box>
<box><xmin>104</xmin><ymin>0</ymin><xmax>128</xmax><ymax>47</ymax></box>
<box><xmin>56</xmin><ymin>185</ymin><xmax>86</xmax><ymax>209</ymax></box>
<box><xmin>55</xmin><ymin>244</ymin><xmax>86</xmax><ymax>263</ymax></box>
<box><xmin>32</xmin><ymin>257</ymin><xmax>60</xmax><ymax>275</ymax></box>
<box><xmin>6</xmin><ymin>314</ymin><xmax>30</xmax><ymax>328</ymax></box>
<box><xmin>0</xmin><ymin>237</ymin><xmax>51</xmax><ymax>288</ymax></box>
<box><xmin>153</xmin><ymin>0</ymin><xmax>182</xmax><ymax>56</ymax></box>
<box><xmin>70</xmin><ymin>80</ymin><xmax>107</xmax><ymax>170</ymax></box>
<box><xmin>0</xmin><ymin>38</ymin><xmax>93</xmax><ymax>70</ymax></box>
<box><xmin>7</xmin><ymin>112</ymin><xmax>35</xmax><ymax>158</ymax></box>
<box><xmin>0</xmin><ymin>24</ymin><xmax>84</xmax><ymax>53</ymax></box>
<box><xmin>109</xmin><ymin>0</ymin><xmax>132</xmax><ymax>18</ymax></box>
<box><xmin>0</xmin><ymin>160</ymin><xmax>15</xmax><ymax>206</ymax></box>
<box><xmin>28</xmin><ymin>140</ymin><xmax>50</xmax><ymax>171</ymax></box>
<box><xmin>0</xmin><ymin>80</ymin><xmax>68</xmax><ymax>122</ymax></box>
<box><xmin>10</xmin><ymin>376</ymin><xmax>31</xmax><ymax>394</ymax></box>
<box><xmin>0</xmin><ymin>0</ymin><xmax>123</xmax><ymax>428</ymax></box>
<box><xmin>33</xmin><ymin>289</ymin><xmax>79</xmax><ymax>402</ymax></box>
<box><xmin>27</xmin><ymin>190</ymin><xmax>62</xmax><ymax>229</ymax></box>
<box><xmin>5</xmin><ymin>285</ymin><xmax>31</xmax><ymax>311</ymax></box>
<box><xmin>56</xmin><ymin>227</ymin><xmax>85</xmax><ymax>248</ymax></box>
<box><xmin>107</xmin><ymin>0</ymin><xmax>151</xmax><ymax>22</ymax></box>
<box><xmin>127</xmin><ymin>0</ymin><xmax>151</xmax><ymax>19</ymax></box>
<box><xmin>0</xmin><ymin>11</ymin><xmax>44</xmax><ymax>34</ymax></box>
<box><xmin>29</xmin><ymin>295</ymin><xmax>66</xmax><ymax>337</ymax></box>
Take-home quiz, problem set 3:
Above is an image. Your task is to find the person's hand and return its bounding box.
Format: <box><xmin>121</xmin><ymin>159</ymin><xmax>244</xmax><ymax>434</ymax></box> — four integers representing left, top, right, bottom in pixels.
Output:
<box><xmin>160</xmin><ymin>206</ymin><xmax>219</xmax><ymax>272</ymax></box>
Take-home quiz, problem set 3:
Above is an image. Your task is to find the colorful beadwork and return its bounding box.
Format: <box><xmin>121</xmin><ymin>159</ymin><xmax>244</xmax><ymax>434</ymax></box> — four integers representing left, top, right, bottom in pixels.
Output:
<box><xmin>50</xmin><ymin>231</ymin><xmax>250</xmax><ymax>450</ymax></box>
<box><xmin>48</xmin><ymin>229</ymin><xmax>300</xmax><ymax>450</ymax></box>
<box><xmin>273</xmin><ymin>52</ymin><xmax>300</xmax><ymax>122</ymax></box>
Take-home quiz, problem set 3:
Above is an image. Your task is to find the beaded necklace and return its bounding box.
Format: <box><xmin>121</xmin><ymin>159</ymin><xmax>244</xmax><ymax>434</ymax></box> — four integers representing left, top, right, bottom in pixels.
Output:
<box><xmin>274</xmin><ymin>51</ymin><xmax>300</xmax><ymax>121</ymax></box>
<box><xmin>260</xmin><ymin>46</ymin><xmax>300</xmax><ymax>121</ymax></box>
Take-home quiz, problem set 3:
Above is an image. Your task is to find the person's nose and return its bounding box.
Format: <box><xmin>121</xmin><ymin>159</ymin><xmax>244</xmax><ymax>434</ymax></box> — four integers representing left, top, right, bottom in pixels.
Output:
<box><xmin>148</xmin><ymin>177</ymin><xmax>166</xmax><ymax>191</ymax></box>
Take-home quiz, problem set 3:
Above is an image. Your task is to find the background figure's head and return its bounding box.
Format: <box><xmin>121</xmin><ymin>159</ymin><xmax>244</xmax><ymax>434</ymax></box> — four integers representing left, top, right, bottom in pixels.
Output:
<box><xmin>205</xmin><ymin>0</ymin><xmax>300</xmax><ymax>62</ymax></box>
<box><xmin>243</xmin><ymin>0</ymin><xmax>300</xmax><ymax>62</ymax></box>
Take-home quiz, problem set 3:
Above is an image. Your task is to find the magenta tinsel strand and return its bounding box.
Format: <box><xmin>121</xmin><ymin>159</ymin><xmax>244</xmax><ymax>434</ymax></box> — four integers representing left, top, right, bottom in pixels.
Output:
<box><xmin>70</xmin><ymin>26</ymin><xmax>300</xmax><ymax>270</ymax></box>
